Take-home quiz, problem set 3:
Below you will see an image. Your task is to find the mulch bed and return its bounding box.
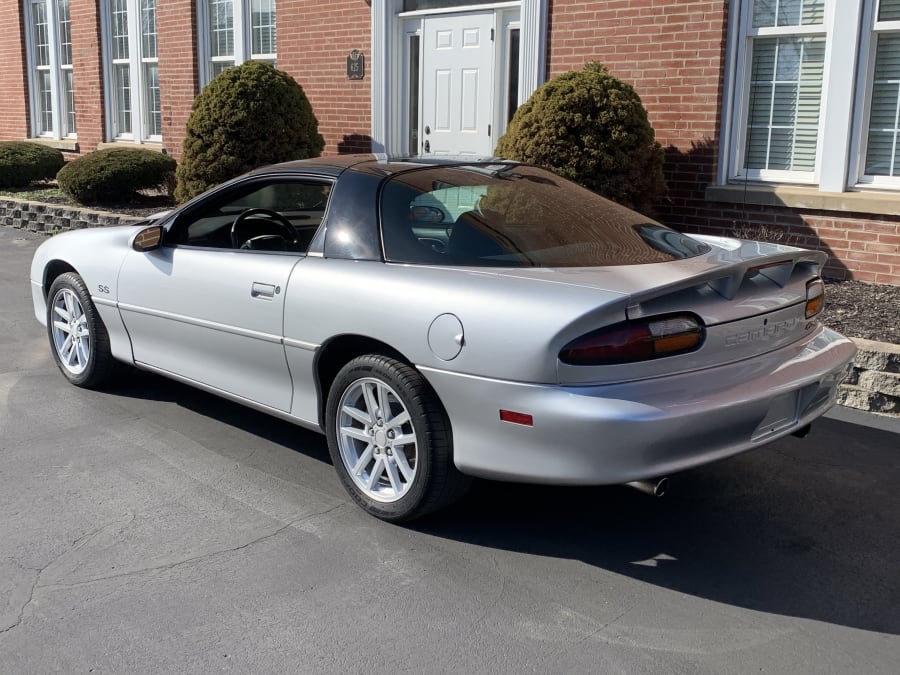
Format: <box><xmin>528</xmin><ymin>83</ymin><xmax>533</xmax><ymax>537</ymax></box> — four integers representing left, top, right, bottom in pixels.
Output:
<box><xmin>821</xmin><ymin>279</ymin><xmax>899</xmax><ymax>345</ymax></box>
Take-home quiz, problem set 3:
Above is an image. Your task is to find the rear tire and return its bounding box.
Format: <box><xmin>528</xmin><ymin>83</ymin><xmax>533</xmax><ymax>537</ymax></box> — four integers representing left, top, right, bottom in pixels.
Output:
<box><xmin>46</xmin><ymin>272</ymin><xmax>116</xmax><ymax>388</ymax></box>
<box><xmin>325</xmin><ymin>354</ymin><xmax>470</xmax><ymax>522</ymax></box>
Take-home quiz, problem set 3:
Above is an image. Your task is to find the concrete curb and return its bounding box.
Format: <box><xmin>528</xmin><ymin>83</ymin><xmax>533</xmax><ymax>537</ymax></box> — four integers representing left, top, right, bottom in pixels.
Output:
<box><xmin>1</xmin><ymin>197</ymin><xmax>897</xmax><ymax>417</ymax></box>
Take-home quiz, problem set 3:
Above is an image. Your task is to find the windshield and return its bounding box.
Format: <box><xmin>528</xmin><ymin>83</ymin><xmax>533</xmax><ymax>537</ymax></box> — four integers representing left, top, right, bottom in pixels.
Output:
<box><xmin>379</xmin><ymin>164</ymin><xmax>710</xmax><ymax>267</ymax></box>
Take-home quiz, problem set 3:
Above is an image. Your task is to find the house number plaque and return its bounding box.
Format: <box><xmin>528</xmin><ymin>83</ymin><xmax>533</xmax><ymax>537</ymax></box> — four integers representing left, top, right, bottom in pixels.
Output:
<box><xmin>347</xmin><ymin>50</ymin><xmax>365</xmax><ymax>80</ymax></box>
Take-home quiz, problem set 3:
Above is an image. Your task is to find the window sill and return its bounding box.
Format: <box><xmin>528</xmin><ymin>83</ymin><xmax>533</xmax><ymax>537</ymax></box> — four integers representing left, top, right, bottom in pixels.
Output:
<box><xmin>26</xmin><ymin>137</ymin><xmax>78</xmax><ymax>152</ymax></box>
<box><xmin>706</xmin><ymin>184</ymin><xmax>900</xmax><ymax>217</ymax></box>
<box><xmin>97</xmin><ymin>141</ymin><xmax>166</xmax><ymax>153</ymax></box>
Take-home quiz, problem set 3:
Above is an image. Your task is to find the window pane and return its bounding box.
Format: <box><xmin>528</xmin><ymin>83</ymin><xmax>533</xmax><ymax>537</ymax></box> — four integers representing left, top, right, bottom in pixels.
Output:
<box><xmin>210</xmin><ymin>60</ymin><xmax>234</xmax><ymax>78</ymax></box>
<box><xmin>507</xmin><ymin>28</ymin><xmax>520</xmax><ymax>123</ymax></box>
<box><xmin>57</xmin><ymin>0</ymin><xmax>72</xmax><ymax>65</ymax></box>
<box><xmin>112</xmin><ymin>0</ymin><xmax>130</xmax><ymax>60</ymax></box>
<box><xmin>403</xmin><ymin>0</ymin><xmax>492</xmax><ymax>10</ymax></box>
<box><xmin>865</xmin><ymin>33</ymin><xmax>900</xmax><ymax>176</ymax></box>
<box><xmin>115</xmin><ymin>64</ymin><xmax>132</xmax><ymax>135</ymax></box>
<box><xmin>753</xmin><ymin>0</ymin><xmax>825</xmax><ymax>28</ymax></box>
<box><xmin>144</xmin><ymin>63</ymin><xmax>161</xmax><ymax>136</ymax></box>
<box><xmin>879</xmin><ymin>0</ymin><xmax>900</xmax><ymax>22</ymax></box>
<box><xmin>745</xmin><ymin>36</ymin><xmax>824</xmax><ymax>172</ymax></box>
<box><xmin>32</xmin><ymin>1</ymin><xmax>50</xmax><ymax>67</ymax></box>
<box><xmin>63</xmin><ymin>68</ymin><xmax>76</xmax><ymax>135</ymax></box>
<box><xmin>209</xmin><ymin>0</ymin><xmax>234</xmax><ymax>58</ymax></box>
<box><xmin>408</xmin><ymin>34</ymin><xmax>420</xmax><ymax>154</ymax></box>
<box><xmin>38</xmin><ymin>70</ymin><xmax>53</xmax><ymax>134</ymax></box>
<box><xmin>251</xmin><ymin>0</ymin><xmax>276</xmax><ymax>57</ymax></box>
<box><xmin>142</xmin><ymin>0</ymin><xmax>157</xmax><ymax>58</ymax></box>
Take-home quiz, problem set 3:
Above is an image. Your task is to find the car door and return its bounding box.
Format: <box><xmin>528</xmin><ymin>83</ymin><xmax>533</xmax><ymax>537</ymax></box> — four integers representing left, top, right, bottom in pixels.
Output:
<box><xmin>116</xmin><ymin>177</ymin><xmax>333</xmax><ymax>412</ymax></box>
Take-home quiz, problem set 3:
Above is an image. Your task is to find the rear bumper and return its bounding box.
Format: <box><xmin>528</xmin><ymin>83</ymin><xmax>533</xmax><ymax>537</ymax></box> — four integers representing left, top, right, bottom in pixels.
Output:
<box><xmin>421</xmin><ymin>326</ymin><xmax>856</xmax><ymax>484</ymax></box>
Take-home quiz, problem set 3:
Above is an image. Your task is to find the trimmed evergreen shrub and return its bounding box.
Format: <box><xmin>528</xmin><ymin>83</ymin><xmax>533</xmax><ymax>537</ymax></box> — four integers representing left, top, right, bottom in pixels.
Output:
<box><xmin>56</xmin><ymin>147</ymin><xmax>176</xmax><ymax>205</ymax></box>
<box><xmin>175</xmin><ymin>61</ymin><xmax>325</xmax><ymax>202</ymax></box>
<box><xmin>0</xmin><ymin>141</ymin><xmax>65</xmax><ymax>188</ymax></box>
<box><xmin>495</xmin><ymin>63</ymin><xmax>665</xmax><ymax>211</ymax></box>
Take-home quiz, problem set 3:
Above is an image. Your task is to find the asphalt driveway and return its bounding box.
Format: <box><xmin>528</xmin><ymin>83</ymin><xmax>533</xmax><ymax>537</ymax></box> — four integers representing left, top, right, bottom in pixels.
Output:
<box><xmin>1</xmin><ymin>226</ymin><xmax>899</xmax><ymax>673</ymax></box>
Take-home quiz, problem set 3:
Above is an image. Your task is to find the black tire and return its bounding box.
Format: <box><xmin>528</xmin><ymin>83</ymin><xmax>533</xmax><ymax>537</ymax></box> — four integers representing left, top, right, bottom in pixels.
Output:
<box><xmin>325</xmin><ymin>354</ymin><xmax>470</xmax><ymax>522</ymax></box>
<box><xmin>46</xmin><ymin>272</ymin><xmax>117</xmax><ymax>388</ymax></box>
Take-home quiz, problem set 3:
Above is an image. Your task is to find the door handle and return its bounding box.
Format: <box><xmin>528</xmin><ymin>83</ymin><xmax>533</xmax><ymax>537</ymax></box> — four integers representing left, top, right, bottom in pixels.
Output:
<box><xmin>251</xmin><ymin>282</ymin><xmax>276</xmax><ymax>299</ymax></box>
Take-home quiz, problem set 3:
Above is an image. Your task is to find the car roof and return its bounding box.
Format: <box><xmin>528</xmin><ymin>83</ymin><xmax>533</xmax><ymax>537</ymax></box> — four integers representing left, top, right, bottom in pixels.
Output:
<box><xmin>247</xmin><ymin>154</ymin><xmax>521</xmax><ymax>179</ymax></box>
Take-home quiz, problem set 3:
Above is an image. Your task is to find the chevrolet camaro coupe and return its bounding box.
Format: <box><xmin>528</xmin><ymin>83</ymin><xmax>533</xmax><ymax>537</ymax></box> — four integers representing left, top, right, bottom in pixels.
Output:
<box><xmin>30</xmin><ymin>155</ymin><xmax>856</xmax><ymax>521</ymax></box>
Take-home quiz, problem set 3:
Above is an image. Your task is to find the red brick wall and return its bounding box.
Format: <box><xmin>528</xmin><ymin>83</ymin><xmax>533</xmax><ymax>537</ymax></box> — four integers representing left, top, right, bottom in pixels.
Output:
<box><xmin>156</xmin><ymin>0</ymin><xmax>199</xmax><ymax>159</ymax></box>
<box><xmin>69</xmin><ymin>0</ymin><xmax>105</xmax><ymax>151</ymax></box>
<box><xmin>277</xmin><ymin>0</ymin><xmax>372</xmax><ymax>155</ymax></box>
<box><xmin>0</xmin><ymin>0</ymin><xmax>31</xmax><ymax>140</ymax></box>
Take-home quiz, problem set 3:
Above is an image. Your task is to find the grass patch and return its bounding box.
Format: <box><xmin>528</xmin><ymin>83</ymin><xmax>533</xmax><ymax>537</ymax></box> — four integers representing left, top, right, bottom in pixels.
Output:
<box><xmin>0</xmin><ymin>184</ymin><xmax>69</xmax><ymax>202</ymax></box>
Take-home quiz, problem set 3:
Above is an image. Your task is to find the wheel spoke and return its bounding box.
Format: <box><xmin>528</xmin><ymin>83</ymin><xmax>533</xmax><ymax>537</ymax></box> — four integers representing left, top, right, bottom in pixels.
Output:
<box><xmin>60</xmin><ymin>336</ymin><xmax>74</xmax><ymax>364</ymax></box>
<box><xmin>53</xmin><ymin>320</ymin><xmax>71</xmax><ymax>334</ymax></box>
<box><xmin>366</xmin><ymin>457</ymin><xmax>385</xmax><ymax>490</ymax></box>
<box><xmin>362</xmin><ymin>382</ymin><xmax>379</xmax><ymax>419</ymax></box>
<box><xmin>377</xmin><ymin>384</ymin><xmax>389</xmax><ymax>421</ymax></box>
<box><xmin>340</xmin><ymin>426</ymin><xmax>372</xmax><ymax>443</ymax></box>
<box><xmin>385</xmin><ymin>456</ymin><xmax>402</xmax><ymax>493</ymax></box>
<box><xmin>352</xmin><ymin>444</ymin><xmax>375</xmax><ymax>476</ymax></box>
<box><xmin>341</xmin><ymin>404</ymin><xmax>372</xmax><ymax>425</ymax></box>
<box><xmin>393</xmin><ymin>449</ymin><xmax>415</xmax><ymax>481</ymax></box>
<box><xmin>385</xmin><ymin>410</ymin><xmax>410</xmax><ymax>430</ymax></box>
<box><xmin>75</xmin><ymin>340</ymin><xmax>89</xmax><ymax>366</ymax></box>
<box><xmin>391</xmin><ymin>433</ymin><xmax>416</xmax><ymax>447</ymax></box>
<box><xmin>53</xmin><ymin>304</ymin><xmax>71</xmax><ymax>322</ymax></box>
<box><xmin>64</xmin><ymin>291</ymin><xmax>76</xmax><ymax>318</ymax></box>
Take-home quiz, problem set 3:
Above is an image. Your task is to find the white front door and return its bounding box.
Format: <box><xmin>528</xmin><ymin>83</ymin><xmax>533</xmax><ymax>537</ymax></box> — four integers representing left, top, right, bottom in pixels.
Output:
<box><xmin>420</xmin><ymin>11</ymin><xmax>495</xmax><ymax>157</ymax></box>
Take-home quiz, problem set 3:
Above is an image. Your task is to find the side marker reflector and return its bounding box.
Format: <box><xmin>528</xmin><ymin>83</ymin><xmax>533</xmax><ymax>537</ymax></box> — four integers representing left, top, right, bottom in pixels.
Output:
<box><xmin>500</xmin><ymin>410</ymin><xmax>533</xmax><ymax>426</ymax></box>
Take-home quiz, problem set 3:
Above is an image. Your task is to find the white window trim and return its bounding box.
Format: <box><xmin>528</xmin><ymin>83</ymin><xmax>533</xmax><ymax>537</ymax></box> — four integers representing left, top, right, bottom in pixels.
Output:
<box><xmin>23</xmin><ymin>0</ymin><xmax>75</xmax><ymax>140</ymax></box>
<box><xmin>851</xmin><ymin>3</ymin><xmax>900</xmax><ymax>189</ymax></box>
<box><xmin>371</xmin><ymin>0</ymin><xmax>547</xmax><ymax>157</ymax></box>
<box><xmin>718</xmin><ymin>1</ymin><xmax>900</xmax><ymax>194</ymax></box>
<box><xmin>196</xmin><ymin>0</ymin><xmax>277</xmax><ymax>87</ymax></box>
<box><xmin>100</xmin><ymin>0</ymin><xmax>162</xmax><ymax>144</ymax></box>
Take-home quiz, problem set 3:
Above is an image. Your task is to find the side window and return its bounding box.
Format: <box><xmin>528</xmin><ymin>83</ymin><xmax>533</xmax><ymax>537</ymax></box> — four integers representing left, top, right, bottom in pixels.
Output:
<box><xmin>171</xmin><ymin>180</ymin><xmax>333</xmax><ymax>252</ymax></box>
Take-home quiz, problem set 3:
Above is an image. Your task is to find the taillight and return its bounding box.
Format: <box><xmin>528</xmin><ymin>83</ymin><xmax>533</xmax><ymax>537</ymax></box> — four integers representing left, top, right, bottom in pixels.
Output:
<box><xmin>559</xmin><ymin>314</ymin><xmax>705</xmax><ymax>366</ymax></box>
<box><xmin>806</xmin><ymin>278</ymin><xmax>825</xmax><ymax>318</ymax></box>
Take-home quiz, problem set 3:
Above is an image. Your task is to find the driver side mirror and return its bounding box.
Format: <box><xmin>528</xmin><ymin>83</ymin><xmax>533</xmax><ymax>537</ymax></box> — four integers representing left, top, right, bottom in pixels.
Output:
<box><xmin>133</xmin><ymin>225</ymin><xmax>163</xmax><ymax>252</ymax></box>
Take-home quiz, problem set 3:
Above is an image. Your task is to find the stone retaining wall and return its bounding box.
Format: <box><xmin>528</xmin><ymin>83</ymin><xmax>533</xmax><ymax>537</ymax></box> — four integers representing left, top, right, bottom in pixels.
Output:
<box><xmin>839</xmin><ymin>338</ymin><xmax>900</xmax><ymax>415</ymax></box>
<box><xmin>0</xmin><ymin>198</ymin><xmax>142</xmax><ymax>233</ymax></box>
<box><xmin>1</xmin><ymin>196</ymin><xmax>897</xmax><ymax>416</ymax></box>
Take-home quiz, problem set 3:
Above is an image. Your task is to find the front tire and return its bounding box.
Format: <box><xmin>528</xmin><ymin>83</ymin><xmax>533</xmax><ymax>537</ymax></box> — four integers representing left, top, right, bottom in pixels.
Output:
<box><xmin>46</xmin><ymin>272</ymin><xmax>116</xmax><ymax>388</ymax></box>
<box><xmin>325</xmin><ymin>354</ymin><xmax>469</xmax><ymax>522</ymax></box>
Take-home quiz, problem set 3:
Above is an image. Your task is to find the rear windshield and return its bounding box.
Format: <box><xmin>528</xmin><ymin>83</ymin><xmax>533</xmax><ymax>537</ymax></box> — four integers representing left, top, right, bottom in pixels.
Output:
<box><xmin>379</xmin><ymin>164</ymin><xmax>709</xmax><ymax>267</ymax></box>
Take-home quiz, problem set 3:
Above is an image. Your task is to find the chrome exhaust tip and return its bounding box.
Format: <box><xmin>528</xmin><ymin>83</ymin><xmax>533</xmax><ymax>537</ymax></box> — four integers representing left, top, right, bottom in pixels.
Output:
<box><xmin>792</xmin><ymin>424</ymin><xmax>812</xmax><ymax>439</ymax></box>
<box><xmin>626</xmin><ymin>477</ymin><xmax>669</xmax><ymax>497</ymax></box>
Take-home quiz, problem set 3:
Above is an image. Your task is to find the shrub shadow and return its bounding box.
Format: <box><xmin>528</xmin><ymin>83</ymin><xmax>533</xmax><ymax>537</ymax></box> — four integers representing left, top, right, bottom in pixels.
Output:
<box><xmin>657</xmin><ymin>138</ymin><xmax>852</xmax><ymax>279</ymax></box>
<box><xmin>337</xmin><ymin>134</ymin><xmax>374</xmax><ymax>155</ymax></box>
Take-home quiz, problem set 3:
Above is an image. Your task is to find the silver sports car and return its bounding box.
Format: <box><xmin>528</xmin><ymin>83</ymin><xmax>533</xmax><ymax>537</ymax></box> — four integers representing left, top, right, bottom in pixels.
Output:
<box><xmin>30</xmin><ymin>156</ymin><xmax>856</xmax><ymax>521</ymax></box>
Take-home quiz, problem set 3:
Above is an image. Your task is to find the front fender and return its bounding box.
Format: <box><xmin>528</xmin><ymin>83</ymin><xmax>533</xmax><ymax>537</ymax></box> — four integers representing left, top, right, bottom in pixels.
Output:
<box><xmin>30</xmin><ymin>226</ymin><xmax>139</xmax><ymax>363</ymax></box>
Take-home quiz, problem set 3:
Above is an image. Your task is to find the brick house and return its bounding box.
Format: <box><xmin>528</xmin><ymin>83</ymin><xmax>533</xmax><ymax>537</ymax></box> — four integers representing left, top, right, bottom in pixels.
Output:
<box><xmin>2</xmin><ymin>0</ymin><xmax>899</xmax><ymax>284</ymax></box>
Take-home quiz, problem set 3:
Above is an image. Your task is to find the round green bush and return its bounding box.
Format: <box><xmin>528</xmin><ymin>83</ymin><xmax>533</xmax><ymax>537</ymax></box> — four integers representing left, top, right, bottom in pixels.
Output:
<box><xmin>495</xmin><ymin>63</ymin><xmax>665</xmax><ymax>211</ymax></box>
<box><xmin>56</xmin><ymin>147</ymin><xmax>176</xmax><ymax>205</ymax></box>
<box><xmin>175</xmin><ymin>61</ymin><xmax>325</xmax><ymax>203</ymax></box>
<box><xmin>0</xmin><ymin>141</ymin><xmax>65</xmax><ymax>188</ymax></box>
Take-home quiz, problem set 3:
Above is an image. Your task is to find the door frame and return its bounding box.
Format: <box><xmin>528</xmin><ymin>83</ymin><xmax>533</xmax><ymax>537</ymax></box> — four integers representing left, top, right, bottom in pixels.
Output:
<box><xmin>371</xmin><ymin>0</ymin><xmax>548</xmax><ymax>157</ymax></box>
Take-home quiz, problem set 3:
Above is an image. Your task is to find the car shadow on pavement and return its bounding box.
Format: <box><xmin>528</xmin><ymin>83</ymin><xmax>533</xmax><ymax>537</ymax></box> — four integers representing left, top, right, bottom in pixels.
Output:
<box><xmin>103</xmin><ymin>371</ymin><xmax>898</xmax><ymax>636</ymax></box>
<box><xmin>416</xmin><ymin>417</ymin><xmax>900</xmax><ymax>636</ymax></box>
<box><xmin>102</xmin><ymin>369</ymin><xmax>332</xmax><ymax>465</ymax></box>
